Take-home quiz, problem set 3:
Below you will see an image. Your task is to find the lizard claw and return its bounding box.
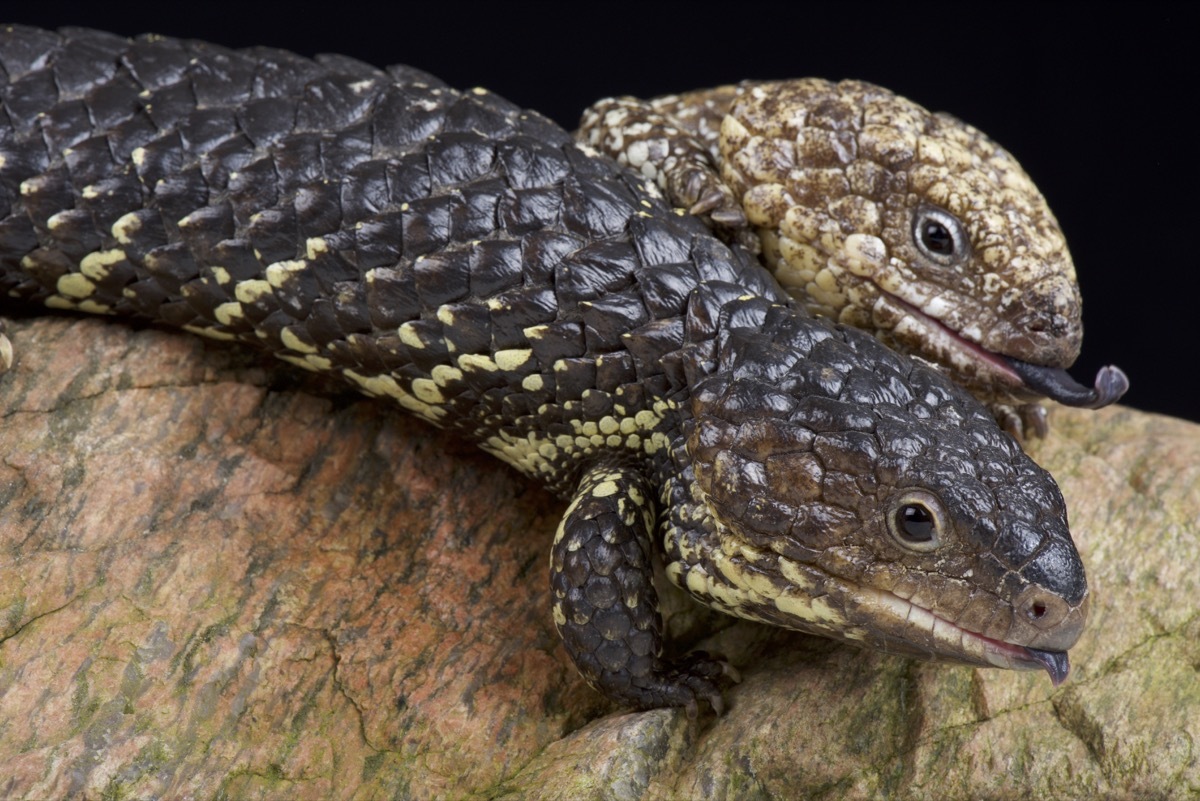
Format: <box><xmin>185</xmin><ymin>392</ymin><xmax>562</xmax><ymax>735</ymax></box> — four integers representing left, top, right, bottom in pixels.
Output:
<box><xmin>652</xmin><ymin>651</ymin><xmax>737</xmax><ymax>717</ymax></box>
<box><xmin>0</xmin><ymin>321</ymin><xmax>13</xmax><ymax>375</ymax></box>
<box><xmin>688</xmin><ymin>187</ymin><xmax>729</xmax><ymax>216</ymax></box>
<box><xmin>992</xmin><ymin>401</ymin><xmax>1051</xmax><ymax>441</ymax></box>
<box><xmin>709</xmin><ymin>207</ymin><xmax>749</xmax><ymax>228</ymax></box>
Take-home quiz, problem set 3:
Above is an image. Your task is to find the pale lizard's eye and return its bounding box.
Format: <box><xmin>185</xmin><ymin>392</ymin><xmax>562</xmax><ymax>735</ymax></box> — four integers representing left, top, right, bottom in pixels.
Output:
<box><xmin>913</xmin><ymin>206</ymin><xmax>967</xmax><ymax>265</ymax></box>
<box><xmin>887</xmin><ymin>491</ymin><xmax>947</xmax><ymax>552</ymax></box>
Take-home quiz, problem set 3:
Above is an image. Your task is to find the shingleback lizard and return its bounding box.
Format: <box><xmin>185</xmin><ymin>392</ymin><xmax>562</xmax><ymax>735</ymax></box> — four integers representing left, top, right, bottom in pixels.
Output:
<box><xmin>579</xmin><ymin>82</ymin><xmax>1127</xmax><ymax>436</ymax></box>
<box><xmin>0</xmin><ymin>26</ymin><xmax>1089</xmax><ymax>712</ymax></box>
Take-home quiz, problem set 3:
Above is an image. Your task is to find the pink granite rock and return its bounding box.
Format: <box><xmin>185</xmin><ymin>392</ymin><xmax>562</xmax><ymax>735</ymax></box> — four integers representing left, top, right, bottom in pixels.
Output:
<box><xmin>1</xmin><ymin>316</ymin><xmax>1195</xmax><ymax>799</ymax></box>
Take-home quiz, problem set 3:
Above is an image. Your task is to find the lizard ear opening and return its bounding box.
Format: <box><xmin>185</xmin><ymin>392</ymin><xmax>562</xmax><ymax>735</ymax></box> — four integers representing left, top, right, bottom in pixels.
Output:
<box><xmin>887</xmin><ymin>490</ymin><xmax>948</xmax><ymax>552</ymax></box>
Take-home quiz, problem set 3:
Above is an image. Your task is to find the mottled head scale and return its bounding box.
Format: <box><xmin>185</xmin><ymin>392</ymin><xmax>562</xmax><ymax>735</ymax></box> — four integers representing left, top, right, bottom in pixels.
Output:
<box><xmin>720</xmin><ymin>78</ymin><xmax>1083</xmax><ymax>404</ymax></box>
<box><xmin>666</xmin><ymin>298</ymin><xmax>1087</xmax><ymax>675</ymax></box>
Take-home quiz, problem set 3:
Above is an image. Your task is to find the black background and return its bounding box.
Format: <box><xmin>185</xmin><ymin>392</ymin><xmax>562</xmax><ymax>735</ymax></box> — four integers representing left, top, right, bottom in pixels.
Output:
<box><xmin>9</xmin><ymin>3</ymin><xmax>1196</xmax><ymax>421</ymax></box>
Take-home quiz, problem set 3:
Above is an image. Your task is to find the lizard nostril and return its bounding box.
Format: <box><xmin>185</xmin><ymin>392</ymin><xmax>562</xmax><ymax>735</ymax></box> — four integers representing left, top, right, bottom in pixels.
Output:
<box><xmin>1015</xmin><ymin>585</ymin><xmax>1070</xmax><ymax>631</ymax></box>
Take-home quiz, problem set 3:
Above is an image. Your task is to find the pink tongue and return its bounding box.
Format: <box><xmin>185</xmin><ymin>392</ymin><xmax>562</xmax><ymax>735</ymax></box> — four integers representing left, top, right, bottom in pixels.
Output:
<box><xmin>1005</xmin><ymin>360</ymin><xmax>1129</xmax><ymax>409</ymax></box>
<box><xmin>1025</xmin><ymin>648</ymin><xmax>1071</xmax><ymax>686</ymax></box>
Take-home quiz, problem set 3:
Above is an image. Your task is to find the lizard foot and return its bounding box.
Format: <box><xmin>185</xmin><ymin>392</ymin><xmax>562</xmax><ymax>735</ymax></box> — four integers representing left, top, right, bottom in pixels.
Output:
<box><xmin>630</xmin><ymin>651</ymin><xmax>738</xmax><ymax>716</ymax></box>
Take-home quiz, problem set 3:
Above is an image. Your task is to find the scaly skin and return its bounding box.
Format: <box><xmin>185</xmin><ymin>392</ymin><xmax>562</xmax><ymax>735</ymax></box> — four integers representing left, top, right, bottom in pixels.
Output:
<box><xmin>1</xmin><ymin>26</ymin><xmax>1086</xmax><ymax>711</ymax></box>
<box><xmin>579</xmin><ymin>80</ymin><xmax>1126</xmax><ymax>436</ymax></box>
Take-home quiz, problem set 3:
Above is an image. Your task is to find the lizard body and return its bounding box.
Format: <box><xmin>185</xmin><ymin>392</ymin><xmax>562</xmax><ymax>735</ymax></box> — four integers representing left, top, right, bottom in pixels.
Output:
<box><xmin>0</xmin><ymin>26</ymin><xmax>1086</xmax><ymax>710</ymax></box>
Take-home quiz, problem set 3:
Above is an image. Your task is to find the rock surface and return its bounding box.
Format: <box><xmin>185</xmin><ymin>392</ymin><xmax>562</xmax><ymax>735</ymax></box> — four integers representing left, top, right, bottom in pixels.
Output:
<box><xmin>0</xmin><ymin>314</ymin><xmax>1195</xmax><ymax>800</ymax></box>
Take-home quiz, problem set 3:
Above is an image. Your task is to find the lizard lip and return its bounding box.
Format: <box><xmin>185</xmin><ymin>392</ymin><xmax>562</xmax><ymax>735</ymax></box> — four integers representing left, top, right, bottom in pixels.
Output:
<box><xmin>862</xmin><ymin>586</ymin><xmax>1072</xmax><ymax>685</ymax></box>
<box><xmin>878</xmin><ymin>292</ymin><xmax>1127</xmax><ymax>409</ymax></box>
<box><xmin>875</xmin><ymin>291</ymin><xmax>1027</xmax><ymax>384</ymax></box>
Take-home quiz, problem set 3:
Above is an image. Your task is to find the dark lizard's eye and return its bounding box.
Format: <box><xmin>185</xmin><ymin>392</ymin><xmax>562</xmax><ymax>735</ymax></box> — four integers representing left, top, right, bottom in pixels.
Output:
<box><xmin>887</xmin><ymin>491</ymin><xmax>946</xmax><ymax>552</ymax></box>
<box><xmin>912</xmin><ymin>206</ymin><xmax>967</xmax><ymax>265</ymax></box>
<box><xmin>920</xmin><ymin>221</ymin><xmax>953</xmax><ymax>255</ymax></box>
<box><xmin>898</xmin><ymin>504</ymin><xmax>935</xmax><ymax>541</ymax></box>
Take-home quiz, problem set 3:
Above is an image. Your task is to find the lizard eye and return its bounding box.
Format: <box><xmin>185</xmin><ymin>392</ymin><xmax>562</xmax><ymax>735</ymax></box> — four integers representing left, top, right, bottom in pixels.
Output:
<box><xmin>887</xmin><ymin>490</ymin><xmax>947</xmax><ymax>552</ymax></box>
<box><xmin>913</xmin><ymin>206</ymin><xmax>967</xmax><ymax>265</ymax></box>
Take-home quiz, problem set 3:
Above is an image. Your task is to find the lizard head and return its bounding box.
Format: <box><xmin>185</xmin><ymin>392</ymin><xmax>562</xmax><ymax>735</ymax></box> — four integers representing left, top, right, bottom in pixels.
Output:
<box><xmin>719</xmin><ymin>78</ymin><xmax>1123</xmax><ymax>414</ymax></box>
<box><xmin>668</xmin><ymin>299</ymin><xmax>1088</xmax><ymax>682</ymax></box>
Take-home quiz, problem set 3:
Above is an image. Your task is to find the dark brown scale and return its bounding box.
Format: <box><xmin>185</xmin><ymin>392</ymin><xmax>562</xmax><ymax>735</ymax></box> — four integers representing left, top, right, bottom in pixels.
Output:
<box><xmin>0</xmin><ymin>26</ymin><xmax>1089</xmax><ymax>713</ymax></box>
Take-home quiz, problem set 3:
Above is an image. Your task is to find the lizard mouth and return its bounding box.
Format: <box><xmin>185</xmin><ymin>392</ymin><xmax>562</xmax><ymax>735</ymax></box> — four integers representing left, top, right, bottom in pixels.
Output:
<box><xmin>688</xmin><ymin>507</ymin><xmax>1080</xmax><ymax>686</ymax></box>
<box><xmin>877</xmin><ymin>292</ymin><xmax>1127</xmax><ymax>409</ymax></box>
<box><xmin>860</xmin><ymin>586</ymin><xmax>1072</xmax><ymax>685</ymax></box>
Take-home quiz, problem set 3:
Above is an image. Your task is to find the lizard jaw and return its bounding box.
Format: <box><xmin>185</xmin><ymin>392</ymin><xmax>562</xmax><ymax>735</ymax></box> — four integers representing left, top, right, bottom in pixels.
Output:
<box><xmin>858</xmin><ymin>586</ymin><xmax>1072</xmax><ymax>685</ymax></box>
<box><xmin>874</xmin><ymin>292</ymin><xmax>1127</xmax><ymax>409</ymax></box>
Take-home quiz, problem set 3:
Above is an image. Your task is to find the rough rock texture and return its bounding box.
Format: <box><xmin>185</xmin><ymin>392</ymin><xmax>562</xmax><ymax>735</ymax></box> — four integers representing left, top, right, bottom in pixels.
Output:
<box><xmin>0</xmin><ymin>314</ymin><xmax>1195</xmax><ymax>800</ymax></box>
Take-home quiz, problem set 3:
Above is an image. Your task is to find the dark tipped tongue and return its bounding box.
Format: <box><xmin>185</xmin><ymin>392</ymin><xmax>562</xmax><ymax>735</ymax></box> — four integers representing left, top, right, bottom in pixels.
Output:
<box><xmin>1025</xmin><ymin>647</ymin><xmax>1071</xmax><ymax>686</ymax></box>
<box><xmin>1006</xmin><ymin>359</ymin><xmax>1129</xmax><ymax>409</ymax></box>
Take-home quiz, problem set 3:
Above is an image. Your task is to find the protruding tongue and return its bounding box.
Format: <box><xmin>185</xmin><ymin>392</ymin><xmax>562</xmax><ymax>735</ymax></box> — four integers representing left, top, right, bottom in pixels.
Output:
<box><xmin>1025</xmin><ymin>647</ymin><xmax>1071</xmax><ymax>686</ymax></box>
<box><xmin>1006</xmin><ymin>360</ymin><xmax>1129</xmax><ymax>409</ymax></box>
